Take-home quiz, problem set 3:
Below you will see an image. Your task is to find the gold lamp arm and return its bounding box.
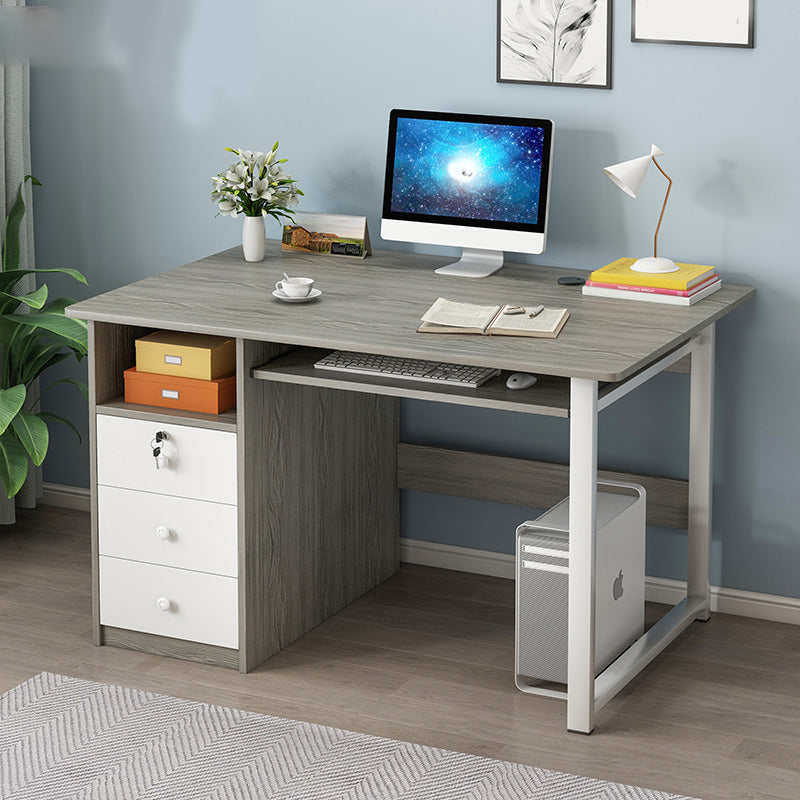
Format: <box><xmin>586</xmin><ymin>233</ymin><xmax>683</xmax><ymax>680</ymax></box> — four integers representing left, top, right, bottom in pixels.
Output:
<box><xmin>651</xmin><ymin>156</ymin><xmax>672</xmax><ymax>259</ymax></box>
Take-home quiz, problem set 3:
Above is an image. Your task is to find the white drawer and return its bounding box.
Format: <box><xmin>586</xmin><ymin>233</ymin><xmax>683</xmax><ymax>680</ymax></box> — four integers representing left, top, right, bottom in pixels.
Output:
<box><xmin>99</xmin><ymin>556</ymin><xmax>238</xmax><ymax>649</ymax></box>
<box><xmin>98</xmin><ymin>487</ymin><xmax>238</xmax><ymax>577</ymax></box>
<box><xmin>97</xmin><ymin>415</ymin><xmax>237</xmax><ymax>505</ymax></box>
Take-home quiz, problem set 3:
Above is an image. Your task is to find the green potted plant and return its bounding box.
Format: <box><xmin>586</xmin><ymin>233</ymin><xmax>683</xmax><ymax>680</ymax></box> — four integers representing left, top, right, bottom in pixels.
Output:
<box><xmin>0</xmin><ymin>176</ymin><xmax>89</xmax><ymax>518</ymax></box>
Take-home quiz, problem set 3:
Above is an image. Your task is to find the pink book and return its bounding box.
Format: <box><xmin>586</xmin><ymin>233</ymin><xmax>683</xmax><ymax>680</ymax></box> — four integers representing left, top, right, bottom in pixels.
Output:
<box><xmin>584</xmin><ymin>275</ymin><xmax>720</xmax><ymax>297</ymax></box>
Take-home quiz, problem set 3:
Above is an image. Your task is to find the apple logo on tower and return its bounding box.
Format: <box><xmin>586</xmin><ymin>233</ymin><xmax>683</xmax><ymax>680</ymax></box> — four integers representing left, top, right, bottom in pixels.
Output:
<box><xmin>613</xmin><ymin>570</ymin><xmax>624</xmax><ymax>601</ymax></box>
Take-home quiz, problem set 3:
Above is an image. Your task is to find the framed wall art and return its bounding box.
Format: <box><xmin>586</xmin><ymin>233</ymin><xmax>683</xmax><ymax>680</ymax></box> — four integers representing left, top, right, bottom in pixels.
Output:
<box><xmin>497</xmin><ymin>0</ymin><xmax>612</xmax><ymax>89</ymax></box>
<box><xmin>632</xmin><ymin>0</ymin><xmax>754</xmax><ymax>48</ymax></box>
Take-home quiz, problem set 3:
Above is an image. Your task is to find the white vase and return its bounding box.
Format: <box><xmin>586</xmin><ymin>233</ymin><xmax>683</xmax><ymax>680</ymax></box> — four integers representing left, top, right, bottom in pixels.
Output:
<box><xmin>242</xmin><ymin>215</ymin><xmax>266</xmax><ymax>262</ymax></box>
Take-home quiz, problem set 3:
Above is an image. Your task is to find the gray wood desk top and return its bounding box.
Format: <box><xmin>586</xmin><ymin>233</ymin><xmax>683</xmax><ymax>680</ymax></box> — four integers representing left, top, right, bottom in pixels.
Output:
<box><xmin>67</xmin><ymin>242</ymin><xmax>754</xmax><ymax>381</ymax></box>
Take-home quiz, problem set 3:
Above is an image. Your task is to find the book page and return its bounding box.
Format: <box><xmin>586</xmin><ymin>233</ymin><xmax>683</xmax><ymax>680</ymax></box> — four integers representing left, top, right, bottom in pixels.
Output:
<box><xmin>420</xmin><ymin>298</ymin><xmax>501</xmax><ymax>331</ymax></box>
<box><xmin>489</xmin><ymin>306</ymin><xmax>568</xmax><ymax>336</ymax></box>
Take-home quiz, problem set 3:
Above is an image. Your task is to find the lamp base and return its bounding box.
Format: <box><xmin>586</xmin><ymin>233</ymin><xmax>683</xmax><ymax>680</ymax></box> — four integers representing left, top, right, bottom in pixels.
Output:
<box><xmin>630</xmin><ymin>256</ymin><xmax>679</xmax><ymax>274</ymax></box>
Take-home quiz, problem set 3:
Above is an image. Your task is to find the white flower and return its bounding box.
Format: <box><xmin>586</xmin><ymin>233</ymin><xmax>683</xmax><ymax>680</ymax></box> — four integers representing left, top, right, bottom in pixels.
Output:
<box><xmin>253</xmin><ymin>152</ymin><xmax>267</xmax><ymax>176</ymax></box>
<box><xmin>247</xmin><ymin>177</ymin><xmax>273</xmax><ymax>201</ymax></box>
<box><xmin>213</xmin><ymin>144</ymin><xmax>301</xmax><ymax>219</ymax></box>
<box><xmin>225</xmin><ymin>169</ymin><xmax>245</xmax><ymax>190</ymax></box>
<box><xmin>218</xmin><ymin>198</ymin><xmax>241</xmax><ymax>217</ymax></box>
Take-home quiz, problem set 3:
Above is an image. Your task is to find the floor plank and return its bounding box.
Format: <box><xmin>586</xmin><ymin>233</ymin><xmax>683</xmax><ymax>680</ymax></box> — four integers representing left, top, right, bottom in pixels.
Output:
<box><xmin>2</xmin><ymin>506</ymin><xmax>800</xmax><ymax>800</ymax></box>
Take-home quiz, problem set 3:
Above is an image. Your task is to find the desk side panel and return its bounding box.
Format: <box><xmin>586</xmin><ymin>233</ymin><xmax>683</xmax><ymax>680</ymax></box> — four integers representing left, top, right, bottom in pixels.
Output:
<box><xmin>88</xmin><ymin>321</ymin><xmax>153</xmax><ymax>646</ymax></box>
<box><xmin>238</xmin><ymin>340</ymin><xmax>399</xmax><ymax>671</ymax></box>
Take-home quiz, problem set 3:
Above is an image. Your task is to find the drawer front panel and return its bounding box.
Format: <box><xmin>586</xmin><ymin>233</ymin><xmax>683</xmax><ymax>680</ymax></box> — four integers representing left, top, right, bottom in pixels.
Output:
<box><xmin>98</xmin><ymin>487</ymin><xmax>238</xmax><ymax>577</ymax></box>
<box><xmin>97</xmin><ymin>415</ymin><xmax>237</xmax><ymax>504</ymax></box>
<box><xmin>99</xmin><ymin>557</ymin><xmax>238</xmax><ymax>649</ymax></box>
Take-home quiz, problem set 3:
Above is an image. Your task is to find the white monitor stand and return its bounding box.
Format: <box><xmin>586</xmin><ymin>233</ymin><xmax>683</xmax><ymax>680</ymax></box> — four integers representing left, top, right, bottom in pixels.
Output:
<box><xmin>434</xmin><ymin>248</ymin><xmax>504</xmax><ymax>278</ymax></box>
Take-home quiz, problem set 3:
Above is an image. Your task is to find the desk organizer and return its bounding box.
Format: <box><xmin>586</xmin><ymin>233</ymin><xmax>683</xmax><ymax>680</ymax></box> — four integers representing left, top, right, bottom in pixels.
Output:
<box><xmin>135</xmin><ymin>331</ymin><xmax>236</xmax><ymax>380</ymax></box>
<box><xmin>128</xmin><ymin>330</ymin><xmax>237</xmax><ymax>414</ymax></box>
<box><xmin>515</xmin><ymin>481</ymin><xmax>645</xmax><ymax>687</ymax></box>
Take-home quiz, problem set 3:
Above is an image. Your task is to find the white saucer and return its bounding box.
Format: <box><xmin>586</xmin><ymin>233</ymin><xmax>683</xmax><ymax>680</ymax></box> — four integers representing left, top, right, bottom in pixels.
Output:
<box><xmin>273</xmin><ymin>288</ymin><xmax>321</xmax><ymax>303</ymax></box>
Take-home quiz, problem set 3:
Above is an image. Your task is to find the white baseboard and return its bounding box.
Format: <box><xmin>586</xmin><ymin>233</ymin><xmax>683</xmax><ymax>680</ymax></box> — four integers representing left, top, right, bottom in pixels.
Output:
<box><xmin>400</xmin><ymin>537</ymin><xmax>800</xmax><ymax>627</ymax></box>
<box><xmin>38</xmin><ymin>486</ymin><xmax>800</xmax><ymax>627</ymax></box>
<box><xmin>41</xmin><ymin>483</ymin><xmax>91</xmax><ymax>512</ymax></box>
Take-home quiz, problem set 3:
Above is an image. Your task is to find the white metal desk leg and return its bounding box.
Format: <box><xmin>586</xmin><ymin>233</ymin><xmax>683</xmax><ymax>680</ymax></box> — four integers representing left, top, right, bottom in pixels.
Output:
<box><xmin>688</xmin><ymin>323</ymin><xmax>715</xmax><ymax>621</ymax></box>
<box><xmin>567</xmin><ymin>378</ymin><xmax>598</xmax><ymax>734</ymax></box>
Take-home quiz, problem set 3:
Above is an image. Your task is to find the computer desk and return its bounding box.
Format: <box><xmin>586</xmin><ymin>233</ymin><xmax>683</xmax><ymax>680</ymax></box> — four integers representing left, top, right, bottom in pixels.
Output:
<box><xmin>67</xmin><ymin>242</ymin><xmax>754</xmax><ymax>734</ymax></box>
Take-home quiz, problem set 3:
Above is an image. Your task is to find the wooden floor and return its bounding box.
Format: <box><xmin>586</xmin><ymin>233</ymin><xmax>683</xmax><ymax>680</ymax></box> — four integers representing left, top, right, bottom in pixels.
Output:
<box><xmin>2</xmin><ymin>507</ymin><xmax>799</xmax><ymax>800</ymax></box>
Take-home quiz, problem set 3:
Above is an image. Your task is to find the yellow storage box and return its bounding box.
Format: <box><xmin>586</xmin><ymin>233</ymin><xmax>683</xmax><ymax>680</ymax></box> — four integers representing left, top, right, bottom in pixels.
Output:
<box><xmin>135</xmin><ymin>331</ymin><xmax>236</xmax><ymax>380</ymax></box>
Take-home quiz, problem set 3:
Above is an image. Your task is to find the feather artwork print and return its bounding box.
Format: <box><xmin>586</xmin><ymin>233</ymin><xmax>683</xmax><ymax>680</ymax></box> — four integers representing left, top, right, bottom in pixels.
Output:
<box><xmin>499</xmin><ymin>0</ymin><xmax>610</xmax><ymax>87</ymax></box>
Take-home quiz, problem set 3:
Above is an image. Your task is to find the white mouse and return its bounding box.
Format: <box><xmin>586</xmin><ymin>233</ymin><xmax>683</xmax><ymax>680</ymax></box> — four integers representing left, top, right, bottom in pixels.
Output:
<box><xmin>506</xmin><ymin>372</ymin><xmax>538</xmax><ymax>390</ymax></box>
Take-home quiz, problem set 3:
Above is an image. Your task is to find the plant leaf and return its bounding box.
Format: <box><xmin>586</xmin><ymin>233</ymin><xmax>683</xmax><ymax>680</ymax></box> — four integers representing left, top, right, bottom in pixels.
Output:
<box><xmin>16</xmin><ymin>346</ymin><xmax>71</xmax><ymax>386</ymax></box>
<box><xmin>0</xmin><ymin>429</ymin><xmax>29</xmax><ymax>498</ymax></box>
<box><xmin>37</xmin><ymin>411</ymin><xmax>83</xmax><ymax>443</ymax></box>
<box><xmin>1</xmin><ymin>176</ymin><xmax>40</xmax><ymax>273</ymax></box>
<box><xmin>0</xmin><ymin>267</ymin><xmax>87</xmax><ymax>295</ymax></box>
<box><xmin>0</xmin><ymin>385</ymin><xmax>26</xmax><ymax>436</ymax></box>
<box><xmin>500</xmin><ymin>0</ymin><xmax>598</xmax><ymax>84</ymax></box>
<box><xmin>11</xmin><ymin>409</ymin><xmax>49</xmax><ymax>466</ymax></box>
<box><xmin>29</xmin><ymin>377</ymin><xmax>88</xmax><ymax>408</ymax></box>
<box><xmin>2</xmin><ymin>312</ymin><xmax>88</xmax><ymax>354</ymax></box>
<box><xmin>0</xmin><ymin>284</ymin><xmax>49</xmax><ymax>310</ymax></box>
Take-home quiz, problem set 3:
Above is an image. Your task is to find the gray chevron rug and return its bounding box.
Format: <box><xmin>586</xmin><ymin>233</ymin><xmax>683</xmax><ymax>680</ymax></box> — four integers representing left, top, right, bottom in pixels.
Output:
<box><xmin>0</xmin><ymin>673</ymin><xmax>698</xmax><ymax>800</ymax></box>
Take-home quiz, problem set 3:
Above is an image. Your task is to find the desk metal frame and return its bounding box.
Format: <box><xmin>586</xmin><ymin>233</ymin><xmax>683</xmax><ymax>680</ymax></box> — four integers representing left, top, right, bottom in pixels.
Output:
<box><xmin>513</xmin><ymin>327</ymin><xmax>714</xmax><ymax>734</ymax></box>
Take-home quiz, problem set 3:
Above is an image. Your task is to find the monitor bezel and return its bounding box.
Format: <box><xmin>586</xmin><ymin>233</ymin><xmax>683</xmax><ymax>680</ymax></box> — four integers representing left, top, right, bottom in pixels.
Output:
<box><xmin>381</xmin><ymin>109</ymin><xmax>553</xmax><ymax>235</ymax></box>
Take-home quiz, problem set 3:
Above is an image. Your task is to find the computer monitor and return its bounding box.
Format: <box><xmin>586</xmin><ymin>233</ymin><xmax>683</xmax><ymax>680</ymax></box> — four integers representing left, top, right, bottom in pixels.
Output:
<box><xmin>381</xmin><ymin>109</ymin><xmax>554</xmax><ymax>278</ymax></box>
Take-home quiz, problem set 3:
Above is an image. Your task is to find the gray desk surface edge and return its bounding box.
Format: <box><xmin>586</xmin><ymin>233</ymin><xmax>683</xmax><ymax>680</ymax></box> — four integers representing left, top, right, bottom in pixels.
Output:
<box><xmin>67</xmin><ymin>243</ymin><xmax>755</xmax><ymax>383</ymax></box>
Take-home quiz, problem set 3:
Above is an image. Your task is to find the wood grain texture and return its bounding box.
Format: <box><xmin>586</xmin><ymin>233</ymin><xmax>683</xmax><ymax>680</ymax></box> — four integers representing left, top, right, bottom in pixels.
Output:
<box><xmin>397</xmin><ymin>444</ymin><xmax>689</xmax><ymax>529</ymax></box>
<box><xmin>97</xmin><ymin>398</ymin><xmax>237</xmax><ymax>432</ymax></box>
<box><xmin>237</xmin><ymin>339</ymin><xmax>292</xmax><ymax>672</ymax></box>
<box><xmin>67</xmin><ymin>243</ymin><xmax>755</xmax><ymax>382</ymax></box>
<box><xmin>101</xmin><ymin>626</ymin><xmax>239</xmax><ymax>669</ymax></box>
<box><xmin>4</xmin><ymin>513</ymin><xmax>800</xmax><ymax>800</ymax></box>
<box><xmin>240</xmin><ymin>341</ymin><xmax>400</xmax><ymax>671</ymax></box>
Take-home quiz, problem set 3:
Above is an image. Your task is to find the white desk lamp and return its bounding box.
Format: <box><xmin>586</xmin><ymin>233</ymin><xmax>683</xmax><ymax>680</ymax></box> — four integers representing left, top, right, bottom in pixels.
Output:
<box><xmin>604</xmin><ymin>144</ymin><xmax>678</xmax><ymax>274</ymax></box>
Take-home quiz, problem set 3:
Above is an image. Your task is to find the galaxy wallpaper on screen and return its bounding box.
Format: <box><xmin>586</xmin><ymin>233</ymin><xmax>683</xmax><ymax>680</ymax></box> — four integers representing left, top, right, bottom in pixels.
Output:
<box><xmin>389</xmin><ymin>118</ymin><xmax>545</xmax><ymax>225</ymax></box>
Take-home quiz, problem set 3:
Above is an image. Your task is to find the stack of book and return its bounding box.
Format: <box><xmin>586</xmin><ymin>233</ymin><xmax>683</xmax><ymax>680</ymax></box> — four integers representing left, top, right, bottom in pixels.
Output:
<box><xmin>583</xmin><ymin>258</ymin><xmax>721</xmax><ymax>306</ymax></box>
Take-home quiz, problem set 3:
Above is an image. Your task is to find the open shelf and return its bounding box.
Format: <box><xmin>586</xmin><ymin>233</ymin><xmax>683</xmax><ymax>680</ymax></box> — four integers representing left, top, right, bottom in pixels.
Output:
<box><xmin>96</xmin><ymin>397</ymin><xmax>237</xmax><ymax>432</ymax></box>
<box><xmin>252</xmin><ymin>348</ymin><xmax>575</xmax><ymax>418</ymax></box>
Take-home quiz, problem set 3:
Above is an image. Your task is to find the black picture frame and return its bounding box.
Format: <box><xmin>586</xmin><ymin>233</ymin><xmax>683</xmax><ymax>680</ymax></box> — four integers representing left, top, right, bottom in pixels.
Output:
<box><xmin>497</xmin><ymin>0</ymin><xmax>613</xmax><ymax>90</ymax></box>
<box><xmin>631</xmin><ymin>0</ymin><xmax>754</xmax><ymax>49</ymax></box>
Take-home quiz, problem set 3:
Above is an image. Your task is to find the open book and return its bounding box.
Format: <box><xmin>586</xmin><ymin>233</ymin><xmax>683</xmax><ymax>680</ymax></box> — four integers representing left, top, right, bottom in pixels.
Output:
<box><xmin>417</xmin><ymin>298</ymin><xmax>569</xmax><ymax>339</ymax></box>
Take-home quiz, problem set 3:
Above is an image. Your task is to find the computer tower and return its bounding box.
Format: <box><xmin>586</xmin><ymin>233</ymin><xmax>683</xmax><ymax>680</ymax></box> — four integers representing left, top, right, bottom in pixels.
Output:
<box><xmin>515</xmin><ymin>482</ymin><xmax>645</xmax><ymax>686</ymax></box>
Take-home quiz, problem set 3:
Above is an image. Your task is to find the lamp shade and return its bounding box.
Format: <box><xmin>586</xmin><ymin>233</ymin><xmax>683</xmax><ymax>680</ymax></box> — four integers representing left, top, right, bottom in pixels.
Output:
<box><xmin>604</xmin><ymin>145</ymin><xmax>664</xmax><ymax>198</ymax></box>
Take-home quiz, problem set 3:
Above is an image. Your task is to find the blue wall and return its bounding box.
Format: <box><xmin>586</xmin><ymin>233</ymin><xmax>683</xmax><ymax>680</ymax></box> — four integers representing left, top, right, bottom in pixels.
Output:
<box><xmin>29</xmin><ymin>0</ymin><xmax>799</xmax><ymax>598</ymax></box>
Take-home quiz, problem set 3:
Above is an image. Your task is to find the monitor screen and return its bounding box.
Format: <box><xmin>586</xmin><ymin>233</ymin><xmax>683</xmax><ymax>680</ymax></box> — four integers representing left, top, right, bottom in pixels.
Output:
<box><xmin>382</xmin><ymin>109</ymin><xmax>552</xmax><ymax>234</ymax></box>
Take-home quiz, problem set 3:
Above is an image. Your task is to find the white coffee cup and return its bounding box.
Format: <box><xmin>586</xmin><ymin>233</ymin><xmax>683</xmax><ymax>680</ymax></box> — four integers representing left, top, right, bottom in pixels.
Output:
<box><xmin>276</xmin><ymin>277</ymin><xmax>314</xmax><ymax>297</ymax></box>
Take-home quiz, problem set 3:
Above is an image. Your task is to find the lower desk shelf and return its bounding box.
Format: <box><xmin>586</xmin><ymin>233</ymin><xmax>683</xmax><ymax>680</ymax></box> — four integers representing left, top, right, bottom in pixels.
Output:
<box><xmin>97</xmin><ymin>397</ymin><xmax>237</xmax><ymax>432</ymax></box>
<box><xmin>252</xmin><ymin>347</ymin><xmax>575</xmax><ymax>417</ymax></box>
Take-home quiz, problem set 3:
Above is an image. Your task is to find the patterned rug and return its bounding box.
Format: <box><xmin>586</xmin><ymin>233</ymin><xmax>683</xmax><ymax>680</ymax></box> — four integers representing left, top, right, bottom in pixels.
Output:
<box><xmin>0</xmin><ymin>673</ymin><xmax>698</xmax><ymax>799</ymax></box>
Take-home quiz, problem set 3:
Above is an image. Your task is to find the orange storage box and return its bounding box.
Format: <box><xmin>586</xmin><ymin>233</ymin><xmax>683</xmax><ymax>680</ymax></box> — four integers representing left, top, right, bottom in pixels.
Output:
<box><xmin>124</xmin><ymin>368</ymin><xmax>236</xmax><ymax>414</ymax></box>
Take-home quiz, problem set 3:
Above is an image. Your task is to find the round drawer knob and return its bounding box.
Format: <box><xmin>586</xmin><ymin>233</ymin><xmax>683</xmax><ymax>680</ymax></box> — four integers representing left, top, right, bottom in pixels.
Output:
<box><xmin>155</xmin><ymin>526</ymin><xmax>172</xmax><ymax>541</ymax></box>
<box><xmin>156</xmin><ymin>596</ymin><xmax>172</xmax><ymax>612</ymax></box>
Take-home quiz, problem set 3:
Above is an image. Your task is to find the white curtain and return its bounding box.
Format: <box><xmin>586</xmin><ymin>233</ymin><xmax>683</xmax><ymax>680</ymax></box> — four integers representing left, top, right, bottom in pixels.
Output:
<box><xmin>1</xmin><ymin>0</ymin><xmax>42</xmax><ymax>512</ymax></box>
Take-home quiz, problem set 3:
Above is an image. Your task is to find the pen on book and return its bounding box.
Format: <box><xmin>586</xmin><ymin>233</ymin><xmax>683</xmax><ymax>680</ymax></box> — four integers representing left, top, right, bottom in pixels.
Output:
<box><xmin>528</xmin><ymin>305</ymin><xmax>545</xmax><ymax>317</ymax></box>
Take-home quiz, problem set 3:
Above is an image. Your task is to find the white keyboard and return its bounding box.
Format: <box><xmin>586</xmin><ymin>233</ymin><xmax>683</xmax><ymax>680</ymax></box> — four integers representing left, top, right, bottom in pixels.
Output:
<box><xmin>314</xmin><ymin>350</ymin><xmax>500</xmax><ymax>389</ymax></box>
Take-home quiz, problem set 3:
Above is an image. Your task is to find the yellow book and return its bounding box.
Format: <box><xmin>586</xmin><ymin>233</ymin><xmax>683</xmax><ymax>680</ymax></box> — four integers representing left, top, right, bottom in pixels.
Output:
<box><xmin>590</xmin><ymin>258</ymin><xmax>716</xmax><ymax>291</ymax></box>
